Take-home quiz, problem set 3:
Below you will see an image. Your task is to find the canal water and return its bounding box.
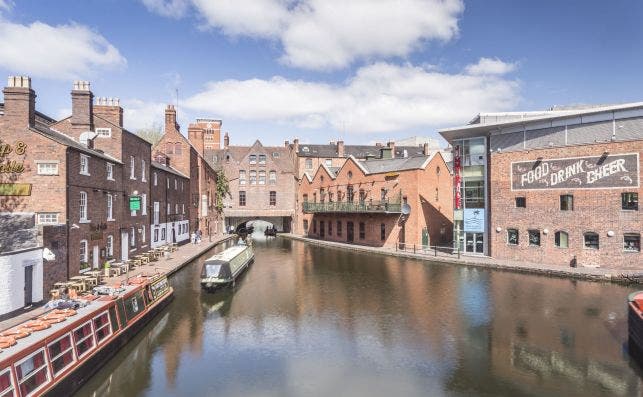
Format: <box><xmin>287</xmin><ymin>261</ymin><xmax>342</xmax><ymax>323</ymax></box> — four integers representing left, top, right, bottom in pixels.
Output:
<box><xmin>76</xmin><ymin>237</ymin><xmax>643</xmax><ymax>397</ymax></box>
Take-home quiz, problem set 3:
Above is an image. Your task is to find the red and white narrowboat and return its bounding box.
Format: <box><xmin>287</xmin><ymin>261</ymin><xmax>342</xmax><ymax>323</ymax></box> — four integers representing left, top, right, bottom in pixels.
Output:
<box><xmin>628</xmin><ymin>291</ymin><xmax>643</xmax><ymax>356</ymax></box>
<box><xmin>0</xmin><ymin>273</ymin><xmax>173</xmax><ymax>397</ymax></box>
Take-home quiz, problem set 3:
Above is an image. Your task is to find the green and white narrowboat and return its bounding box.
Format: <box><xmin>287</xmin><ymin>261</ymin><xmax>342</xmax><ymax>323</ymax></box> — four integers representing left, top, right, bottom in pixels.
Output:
<box><xmin>200</xmin><ymin>244</ymin><xmax>254</xmax><ymax>291</ymax></box>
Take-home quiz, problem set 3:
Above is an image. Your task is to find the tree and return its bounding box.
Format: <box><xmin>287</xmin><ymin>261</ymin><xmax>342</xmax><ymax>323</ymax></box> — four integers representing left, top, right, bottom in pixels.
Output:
<box><xmin>215</xmin><ymin>169</ymin><xmax>230</xmax><ymax>214</ymax></box>
<box><xmin>136</xmin><ymin>122</ymin><xmax>163</xmax><ymax>145</ymax></box>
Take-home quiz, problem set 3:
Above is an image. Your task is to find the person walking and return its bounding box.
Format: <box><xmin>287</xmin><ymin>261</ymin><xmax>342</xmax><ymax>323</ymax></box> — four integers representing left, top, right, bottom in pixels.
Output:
<box><xmin>191</xmin><ymin>231</ymin><xmax>196</xmax><ymax>245</ymax></box>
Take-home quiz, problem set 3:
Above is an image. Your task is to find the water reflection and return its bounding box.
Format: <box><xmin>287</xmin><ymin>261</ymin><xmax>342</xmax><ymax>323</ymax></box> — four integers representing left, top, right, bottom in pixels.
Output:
<box><xmin>77</xmin><ymin>239</ymin><xmax>643</xmax><ymax>397</ymax></box>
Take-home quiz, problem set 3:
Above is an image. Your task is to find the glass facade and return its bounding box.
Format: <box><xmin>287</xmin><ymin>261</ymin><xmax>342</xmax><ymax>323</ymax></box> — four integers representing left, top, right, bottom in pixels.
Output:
<box><xmin>452</xmin><ymin>137</ymin><xmax>488</xmax><ymax>255</ymax></box>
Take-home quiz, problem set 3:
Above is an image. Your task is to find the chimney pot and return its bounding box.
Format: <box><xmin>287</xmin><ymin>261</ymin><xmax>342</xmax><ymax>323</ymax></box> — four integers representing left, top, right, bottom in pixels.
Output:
<box><xmin>4</xmin><ymin>75</ymin><xmax>36</xmax><ymax>127</ymax></box>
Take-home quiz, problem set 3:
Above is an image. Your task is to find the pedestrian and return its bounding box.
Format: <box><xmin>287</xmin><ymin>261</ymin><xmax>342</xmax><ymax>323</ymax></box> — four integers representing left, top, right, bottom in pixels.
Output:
<box><xmin>196</xmin><ymin>229</ymin><xmax>202</xmax><ymax>243</ymax></box>
<box><xmin>191</xmin><ymin>231</ymin><xmax>196</xmax><ymax>245</ymax></box>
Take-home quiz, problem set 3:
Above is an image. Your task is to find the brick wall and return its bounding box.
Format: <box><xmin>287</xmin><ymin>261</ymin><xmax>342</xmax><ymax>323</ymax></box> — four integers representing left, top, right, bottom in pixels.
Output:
<box><xmin>42</xmin><ymin>225</ymin><xmax>68</xmax><ymax>293</ymax></box>
<box><xmin>489</xmin><ymin>140</ymin><xmax>642</xmax><ymax>268</ymax></box>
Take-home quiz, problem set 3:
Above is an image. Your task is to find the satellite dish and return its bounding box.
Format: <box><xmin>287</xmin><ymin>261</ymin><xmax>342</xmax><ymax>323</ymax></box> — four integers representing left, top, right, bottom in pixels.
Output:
<box><xmin>401</xmin><ymin>203</ymin><xmax>411</xmax><ymax>215</ymax></box>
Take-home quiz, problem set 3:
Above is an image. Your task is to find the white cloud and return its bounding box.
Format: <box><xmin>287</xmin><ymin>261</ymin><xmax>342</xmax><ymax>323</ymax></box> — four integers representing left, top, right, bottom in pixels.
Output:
<box><xmin>0</xmin><ymin>1</ymin><xmax>12</xmax><ymax>11</ymax></box>
<box><xmin>122</xmin><ymin>99</ymin><xmax>167</xmax><ymax>131</ymax></box>
<box><xmin>0</xmin><ymin>19</ymin><xmax>126</xmax><ymax>80</ymax></box>
<box><xmin>183</xmin><ymin>59</ymin><xmax>520</xmax><ymax>134</ymax></box>
<box><xmin>145</xmin><ymin>0</ymin><xmax>464</xmax><ymax>71</ymax></box>
<box><xmin>465</xmin><ymin>57</ymin><xmax>517</xmax><ymax>75</ymax></box>
<box><xmin>141</xmin><ymin>0</ymin><xmax>190</xmax><ymax>18</ymax></box>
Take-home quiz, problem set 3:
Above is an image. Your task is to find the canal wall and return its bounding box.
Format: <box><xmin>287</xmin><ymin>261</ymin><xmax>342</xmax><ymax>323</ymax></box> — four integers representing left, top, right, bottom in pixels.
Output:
<box><xmin>280</xmin><ymin>234</ymin><xmax>643</xmax><ymax>285</ymax></box>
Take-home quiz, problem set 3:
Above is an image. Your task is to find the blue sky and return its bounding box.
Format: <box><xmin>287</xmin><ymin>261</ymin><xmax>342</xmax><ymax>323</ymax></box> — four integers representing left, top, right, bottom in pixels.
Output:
<box><xmin>1</xmin><ymin>0</ymin><xmax>643</xmax><ymax>147</ymax></box>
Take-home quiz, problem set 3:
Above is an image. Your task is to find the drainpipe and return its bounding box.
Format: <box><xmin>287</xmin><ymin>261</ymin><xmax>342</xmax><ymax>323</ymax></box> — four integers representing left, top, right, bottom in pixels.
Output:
<box><xmin>65</xmin><ymin>148</ymin><xmax>71</xmax><ymax>280</ymax></box>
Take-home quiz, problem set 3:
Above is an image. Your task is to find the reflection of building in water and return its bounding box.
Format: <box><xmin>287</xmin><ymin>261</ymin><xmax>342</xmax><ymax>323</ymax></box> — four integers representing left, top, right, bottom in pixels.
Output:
<box><xmin>486</xmin><ymin>272</ymin><xmax>641</xmax><ymax>396</ymax></box>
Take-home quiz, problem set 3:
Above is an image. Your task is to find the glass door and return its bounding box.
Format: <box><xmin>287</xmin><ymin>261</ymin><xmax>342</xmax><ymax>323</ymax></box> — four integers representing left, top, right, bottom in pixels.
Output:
<box><xmin>465</xmin><ymin>232</ymin><xmax>484</xmax><ymax>254</ymax></box>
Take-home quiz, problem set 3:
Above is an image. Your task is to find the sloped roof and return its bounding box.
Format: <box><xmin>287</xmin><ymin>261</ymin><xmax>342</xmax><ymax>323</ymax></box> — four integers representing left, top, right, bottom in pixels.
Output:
<box><xmin>206</xmin><ymin>143</ymin><xmax>296</xmax><ymax>174</ymax></box>
<box><xmin>151</xmin><ymin>160</ymin><xmax>188</xmax><ymax>179</ymax></box>
<box><xmin>297</xmin><ymin>143</ymin><xmax>426</xmax><ymax>158</ymax></box>
<box><xmin>359</xmin><ymin>154</ymin><xmax>433</xmax><ymax>174</ymax></box>
<box><xmin>31</xmin><ymin>124</ymin><xmax>122</xmax><ymax>163</ymax></box>
<box><xmin>0</xmin><ymin>213</ymin><xmax>38</xmax><ymax>253</ymax></box>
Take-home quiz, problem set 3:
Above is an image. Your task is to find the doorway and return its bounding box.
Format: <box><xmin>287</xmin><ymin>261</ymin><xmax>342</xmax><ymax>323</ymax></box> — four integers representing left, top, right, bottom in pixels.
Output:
<box><xmin>347</xmin><ymin>222</ymin><xmax>354</xmax><ymax>243</ymax></box>
<box><xmin>121</xmin><ymin>231</ymin><xmax>129</xmax><ymax>261</ymax></box>
<box><xmin>92</xmin><ymin>245</ymin><xmax>99</xmax><ymax>269</ymax></box>
<box><xmin>24</xmin><ymin>265</ymin><xmax>33</xmax><ymax>306</ymax></box>
<box><xmin>320</xmin><ymin>221</ymin><xmax>325</xmax><ymax>238</ymax></box>
<box><xmin>465</xmin><ymin>232</ymin><xmax>484</xmax><ymax>254</ymax></box>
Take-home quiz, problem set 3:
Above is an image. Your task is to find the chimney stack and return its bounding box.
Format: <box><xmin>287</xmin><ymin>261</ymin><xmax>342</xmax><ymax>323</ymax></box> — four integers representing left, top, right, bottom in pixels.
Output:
<box><xmin>423</xmin><ymin>142</ymin><xmax>430</xmax><ymax>156</ymax></box>
<box><xmin>224</xmin><ymin>132</ymin><xmax>229</xmax><ymax>149</ymax></box>
<box><xmin>284</xmin><ymin>140</ymin><xmax>290</xmax><ymax>147</ymax></box>
<box><xmin>94</xmin><ymin>96</ymin><xmax>123</xmax><ymax>127</ymax></box>
<box><xmin>3</xmin><ymin>76</ymin><xmax>36</xmax><ymax>128</ymax></box>
<box><xmin>337</xmin><ymin>140</ymin><xmax>345</xmax><ymax>157</ymax></box>
<box><xmin>386</xmin><ymin>141</ymin><xmax>395</xmax><ymax>158</ymax></box>
<box><xmin>164</xmin><ymin>104</ymin><xmax>179</xmax><ymax>135</ymax></box>
<box><xmin>293</xmin><ymin>138</ymin><xmax>300</xmax><ymax>153</ymax></box>
<box><xmin>71</xmin><ymin>80</ymin><xmax>93</xmax><ymax>133</ymax></box>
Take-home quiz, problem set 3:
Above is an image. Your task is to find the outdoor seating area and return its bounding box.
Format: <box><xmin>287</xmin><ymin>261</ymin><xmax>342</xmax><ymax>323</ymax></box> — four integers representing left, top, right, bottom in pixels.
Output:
<box><xmin>48</xmin><ymin>243</ymin><xmax>179</xmax><ymax>300</ymax></box>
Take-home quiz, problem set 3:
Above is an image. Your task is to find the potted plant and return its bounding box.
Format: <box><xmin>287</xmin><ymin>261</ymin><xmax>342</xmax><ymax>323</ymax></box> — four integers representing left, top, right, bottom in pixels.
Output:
<box><xmin>104</xmin><ymin>261</ymin><xmax>111</xmax><ymax>277</ymax></box>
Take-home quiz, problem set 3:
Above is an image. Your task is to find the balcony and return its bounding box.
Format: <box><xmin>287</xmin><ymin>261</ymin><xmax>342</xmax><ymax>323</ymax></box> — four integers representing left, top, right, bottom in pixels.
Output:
<box><xmin>302</xmin><ymin>200</ymin><xmax>401</xmax><ymax>214</ymax></box>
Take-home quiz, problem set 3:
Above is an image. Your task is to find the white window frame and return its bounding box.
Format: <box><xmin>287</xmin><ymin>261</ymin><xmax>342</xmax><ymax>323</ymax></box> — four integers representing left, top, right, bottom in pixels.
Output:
<box><xmin>0</xmin><ymin>367</ymin><xmax>15</xmax><ymax>396</ymax></box>
<box><xmin>130</xmin><ymin>156</ymin><xmax>136</xmax><ymax>180</ymax></box>
<box><xmin>175</xmin><ymin>204</ymin><xmax>179</xmax><ymax>214</ymax></box>
<box><xmin>106</xmin><ymin>194</ymin><xmax>114</xmax><ymax>221</ymax></box>
<box><xmin>182</xmin><ymin>203</ymin><xmax>185</xmax><ymax>214</ymax></box>
<box><xmin>167</xmin><ymin>203</ymin><xmax>170</xmax><ymax>214</ymax></box>
<box><xmin>174</xmin><ymin>179</ymin><xmax>177</xmax><ymax>190</ymax></box>
<box><xmin>153</xmin><ymin>202</ymin><xmax>160</xmax><ymax>225</ymax></box>
<box><xmin>95</xmin><ymin>127</ymin><xmax>111</xmax><ymax>138</ymax></box>
<box><xmin>130</xmin><ymin>227</ymin><xmax>136</xmax><ymax>248</ymax></box>
<box><xmin>73</xmin><ymin>321</ymin><xmax>95</xmax><ymax>359</ymax></box>
<box><xmin>141</xmin><ymin>159</ymin><xmax>146</xmax><ymax>182</ymax></box>
<box><xmin>153</xmin><ymin>228</ymin><xmax>159</xmax><ymax>242</ymax></box>
<box><xmin>47</xmin><ymin>332</ymin><xmax>77</xmax><ymax>376</ymax></box>
<box><xmin>79</xmin><ymin>191</ymin><xmax>88</xmax><ymax>222</ymax></box>
<box><xmin>93</xmin><ymin>311</ymin><xmax>112</xmax><ymax>345</ymax></box>
<box><xmin>106</xmin><ymin>235</ymin><xmax>113</xmax><ymax>257</ymax></box>
<box><xmin>15</xmin><ymin>348</ymin><xmax>50</xmax><ymax>396</ymax></box>
<box><xmin>141</xmin><ymin>194</ymin><xmax>147</xmax><ymax>216</ymax></box>
<box><xmin>37</xmin><ymin>213</ymin><xmax>59</xmax><ymax>225</ymax></box>
<box><xmin>239</xmin><ymin>170</ymin><xmax>246</xmax><ymax>185</ymax></box>
<box><xmin>36</xmin><ymin>161</ymin><xmax>59</xmax><ymax>176</ymax></box>
<box><xmin>106</xmin><ymin>162</ymin><xmax>114</xmax><ymax>180</ymax></box>
<box><xmin>166</xmin><ymin>178</ymin><xmax>169</xmax><ymax>188</ymax></box>
<box><xmin>153</xmin><ymin>172</ymin><xmax>158</xmax><ymax>186</ymax></box>
<box><xmin>141</xmin><ymin>225</ymin><xmax>146</xmax><ymax>243</ymax></box>
<box><xmin>80</xmin><ymin>239</ymin><xmax>88</xmax><ymax>263</ymax></box>
<box><xmin>80</xmin><ymin>155</ymin><xmax>90</xmax><ymax>176</ymax></box>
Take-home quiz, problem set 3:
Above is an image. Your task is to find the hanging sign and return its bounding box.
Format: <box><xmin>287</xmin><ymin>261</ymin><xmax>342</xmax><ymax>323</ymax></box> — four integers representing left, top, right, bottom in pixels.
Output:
<box><xmin>453</xmin><ymin>145</ymin><xmax>462</xmax><ymax>209</ymax></box>
<box><xmin>511</xmin><ymin>153</ymin><xmax>639</xmax><ymax>190</ymax></box>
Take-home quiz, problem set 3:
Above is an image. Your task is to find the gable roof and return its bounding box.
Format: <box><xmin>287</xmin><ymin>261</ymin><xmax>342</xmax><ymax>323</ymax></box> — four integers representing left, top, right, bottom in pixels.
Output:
<box><xmin>359</xmin><ymin>154</ymin><xmax>433</xmax><ymax>174</ymax></box>
<box><xmin>206</xmin><ymin>141</ymin><xmax>296</xmax><ymax>174</ymax></box>
<box><xmin>151</xmin><ymin>160</ymin><xmax>188</xmax><ymax>179</ymax></box>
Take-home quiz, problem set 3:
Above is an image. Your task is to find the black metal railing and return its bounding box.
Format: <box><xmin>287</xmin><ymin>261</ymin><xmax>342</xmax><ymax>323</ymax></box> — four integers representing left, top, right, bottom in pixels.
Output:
<box><xmin>302</xmin><ymin>200</ymin><xmax>401</xmax><ymax>214</ymax></box>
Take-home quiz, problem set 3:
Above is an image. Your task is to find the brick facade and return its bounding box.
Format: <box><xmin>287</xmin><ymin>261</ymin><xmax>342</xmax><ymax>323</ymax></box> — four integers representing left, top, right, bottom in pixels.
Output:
<box><xmin>489</xmin><ymin>140</ymin><xmax>642</xmax><ymax>267</ymax></box>
<box><xmin>150</xmin><ymin>159</ymin><xmax>190</xmax><ymax>247</ymax></box>
<box><xmin>298</xmin><ymin>154</ymin><xmax>453</xmax><ymax>248</ymax></box>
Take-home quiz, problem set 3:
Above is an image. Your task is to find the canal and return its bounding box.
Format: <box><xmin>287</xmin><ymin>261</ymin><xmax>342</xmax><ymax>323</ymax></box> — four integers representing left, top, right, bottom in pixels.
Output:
<box><xmin>76</xmin><ymin>237</ymin><xmax>643</xmax><ymax>396</ymax></box>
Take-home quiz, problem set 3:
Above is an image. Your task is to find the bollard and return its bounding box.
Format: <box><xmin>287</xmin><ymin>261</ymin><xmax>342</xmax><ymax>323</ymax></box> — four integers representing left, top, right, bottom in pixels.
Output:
<box><xmin>434</xmin><ymin>245</ymin><xmax>437</xmax><ymax>256</ymax></box>
<box><xmin>457</xmin><ymin>246</ymin><xmax>461</xmax><ymax>259</ymax></box>
<box><xmin>413</xmin><ymin>244</ymin><xmax>416</xmax><ymax>254</ymax></box>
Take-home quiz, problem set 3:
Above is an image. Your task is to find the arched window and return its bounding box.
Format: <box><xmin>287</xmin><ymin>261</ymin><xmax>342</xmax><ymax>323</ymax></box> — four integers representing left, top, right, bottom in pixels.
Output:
<box><xmin>584</xmin><ymin>232</ymin><xmax>599</xmax><ymax>249</ymax></box>
<box><xmin>555</xmin><ymin>231</ymin><xmax>569</xmax><ymax>248</ymax></box>
<box><xmin>79</xmin><ymin>191</ymin><xmax>88</xmax><ymax>221</ymax></box>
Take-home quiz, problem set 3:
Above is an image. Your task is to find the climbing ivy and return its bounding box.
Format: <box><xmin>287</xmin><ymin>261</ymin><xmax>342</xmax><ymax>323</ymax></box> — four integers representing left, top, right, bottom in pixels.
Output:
<box><xmin>215</xmin><ymin>169</ymin><xmax>230</xmax><ymax>214</ymax></box>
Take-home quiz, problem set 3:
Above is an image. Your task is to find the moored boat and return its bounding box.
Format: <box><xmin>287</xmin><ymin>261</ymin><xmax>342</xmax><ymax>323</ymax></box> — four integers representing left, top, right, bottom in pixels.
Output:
<box><xmin>200</xmin><ymin>243</ymin><xmax>254</xmax><ymax>291</ymax></box>
<box><xmin>0</xmin><ymin>273</ymin><xmax>173</xmax><ymax>397</ymax></box>
<box><xmin>627</xmin><ymin>291</ymin><xmax>643</xmax><ymax>356</ymax></box>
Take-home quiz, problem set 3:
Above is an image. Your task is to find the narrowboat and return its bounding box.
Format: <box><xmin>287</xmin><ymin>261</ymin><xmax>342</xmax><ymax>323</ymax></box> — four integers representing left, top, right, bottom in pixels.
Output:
<box><xmin>0</xmin><ymin>273</ymin><xmax>173</xmax><ymax>397</ymax></box>
<box><xmin>628</xmin><ymin>291</ymin><xmax>643</xmax><ymax>356</ymax></box>
<box><xmin>200</xmin><ymin>244</ymin><xmax>254</xmax><ymax>291</ymax></box>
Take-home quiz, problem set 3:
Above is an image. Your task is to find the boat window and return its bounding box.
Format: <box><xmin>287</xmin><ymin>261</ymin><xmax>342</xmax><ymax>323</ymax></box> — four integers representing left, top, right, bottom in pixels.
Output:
<box><xmin>203</xmin><ymin>264</ymin><xmax>222</xmax><ymax>278</ymax></box>
<box><xmin>108</xmin><ymin>306</ymin><xmax>119</xmax><ymax>333</ymax></box>
<box><xmin>15</xmin><ymin>348</ymin><xmax>50</xmax><ymax>396</ymax></box>
<box><xmin>93</xmin><ymin>312</ymin><xmax>112</xmax><ymax>344</ymax></box>
<box><xmin>124</xmin><ymin>291</ymin><xmax>146</xmax><ymax>321</ymax></box>
<box><xmin>47</xmin><ymin>333</ymin><xmax>76</xmax><ymax>376</ymax></box>
<box><xmin>116</xmin><ymin>299</ymin><xmax>128</xmax><ymax>329</ymax></box>
<box><xmin>150</xmin><ymin>278</ymin><xmax>170</xmax><ymax>301</ymax></box>
<box><xmin>0</xmin><ymin>368</ymin><xmax>15</xmax><ymax>397</ymax></box>
<box><xmin>73</xmin><ymin>321</ymin><xmax>95</xmax><ymax>358</ymax></box>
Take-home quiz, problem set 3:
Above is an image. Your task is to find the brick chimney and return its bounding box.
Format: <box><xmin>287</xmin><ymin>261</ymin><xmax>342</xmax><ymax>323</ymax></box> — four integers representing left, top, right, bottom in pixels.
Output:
<box><xmin>293</xmin><ymin>138</ymin><xmax>300</xmax><ymax>153</ymax></box>
<box><xmin>94</xmin><ymin>97</ymin><xmax>123</xmax><ymax>127</ymax></box>
<box><xmin>164</xmin><ymin>104</ymin><xmax>179</xmax><ymax>134</ymax></box>
<box><xmin>386</xmin><ymin>141</ymin><xmax>395</xmax><ymax>159</ymax></box>
<box><xmin>71</xmin><ymin>80</ymin><xmax>93</xmax><ymax>133</ymax></box>
<box><xmin>337</xmin><ymin>140</ymin><xmax>345</xmax><ymax>157</ymax></box>
<box><xmin>224</xmin><ymin>132</ymin><xmax>230</xmax><ymax>149</ymax></box>
<box><xmin>284</xmin><ymin>140</ymin><xmax>290</xmax><ymax>147</ymax></box>
<box><xmin>423</xmin><ymin>142</ymin><xmax>430</xmax><ymax>156</ymax></box>
<box><xmin>3</xmin><ymin>76</ymin><xmax>36</xmax><ymax>128</ymax></box>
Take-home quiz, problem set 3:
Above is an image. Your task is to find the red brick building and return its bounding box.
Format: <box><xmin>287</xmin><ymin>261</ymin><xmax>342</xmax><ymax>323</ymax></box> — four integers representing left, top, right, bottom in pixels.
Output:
<box><xmin>0</xmin><ymin>76</ymin><xmax>126</xmax><ymax>314</ymax></box>
<box><xmin>440</xmin><ymin>104</ymin><xmax>642</xmax><ymax>268</ymax></box>
<box><xmin>150</xmin><ymin>157</ymin><xmax>190</xmax><ymax>247</ymax></box>
<box><xmin>152</xmin><ymin>106</ymin><xmax>223</xmax><ymax>237</ymax></box>
<box><xmin>298</xmin><ymin>147</ymin><xmax>453</xmax><ymax>248</ymax></box>
<box><xmin>207</xmin><ymin>134</ymin><xmax>298</xmax><ymax>232</ymax></box>
<box><xmin>52</xmin><ymin>82</ymin><xmax>152</xmax><ymax>262</ymax></box>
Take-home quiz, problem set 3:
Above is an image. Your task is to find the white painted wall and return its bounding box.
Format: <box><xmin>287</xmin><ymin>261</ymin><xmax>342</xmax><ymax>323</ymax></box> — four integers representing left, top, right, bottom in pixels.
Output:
<box><xmin>0</xmin><ymin>249</ymin><xmax>43</xmax><ymax>315</ymax></box>
<box><xmin>151</xmin><ymin>220</ymin><xmax>189</xmax><ymax>248</ymax></box>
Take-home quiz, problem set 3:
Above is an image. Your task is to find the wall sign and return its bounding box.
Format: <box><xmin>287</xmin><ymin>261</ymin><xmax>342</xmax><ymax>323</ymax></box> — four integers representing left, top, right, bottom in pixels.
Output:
<box><xmin>453</xmin><ymin>145</ymin><xmax>462</xmax><ymax>209</ymax></box>
<box><xmin>0</xmin><ymin>183</ymin><xmax>31</xmax><ymax>196</ymax></box>
<box><xmin>129</xmin><ymin>196</ymin><xmax>141</xmax><ymax>211</ymax></box>
<box><xmin>463</xmin><ymin>208</ymin><xmax>485</xmax><ymax>233</ymax></box>
<box><xmin>511</xmin><ymin>153</ymin><xmax>640</xmax><ymax>190</ymax></box>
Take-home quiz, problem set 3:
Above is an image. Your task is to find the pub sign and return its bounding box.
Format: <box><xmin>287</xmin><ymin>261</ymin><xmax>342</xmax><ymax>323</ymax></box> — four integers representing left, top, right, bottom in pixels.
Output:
<box><xmin>511</xmin><ymin>153</ymin><xmax>639</xmax><ymax>190</ymax></box>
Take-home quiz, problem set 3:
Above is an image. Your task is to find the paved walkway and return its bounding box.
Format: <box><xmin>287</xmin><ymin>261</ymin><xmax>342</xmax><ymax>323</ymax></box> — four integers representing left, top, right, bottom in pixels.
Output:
<box><xmin>0</xmin><ymin>234</ymin><xmax>234</xmax><ymax>332</ymax></box>
<box><xmin>280</xmin><ymin>233</ymin><xmax>643</xmax><ymax>284</ymax></box>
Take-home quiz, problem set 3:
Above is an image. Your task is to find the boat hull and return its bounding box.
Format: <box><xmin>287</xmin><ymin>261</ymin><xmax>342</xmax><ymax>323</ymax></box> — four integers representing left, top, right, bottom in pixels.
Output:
<box><xmin>628</xmin><ymin>291</ymin><xmax>643</xmax><ymax>357</ymax></box>
<box><xmin>42</xmin><ymin>290</ymin><xmax>174</xmax><ymax>397</ymax></box>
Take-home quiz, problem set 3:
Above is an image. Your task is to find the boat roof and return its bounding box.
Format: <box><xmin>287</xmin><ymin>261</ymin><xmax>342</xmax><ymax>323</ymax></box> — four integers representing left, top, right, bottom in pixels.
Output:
<box><xmin>204</xmin><ymin>245</ymin><xmax>249</xmax><ymax>263</ymax></box>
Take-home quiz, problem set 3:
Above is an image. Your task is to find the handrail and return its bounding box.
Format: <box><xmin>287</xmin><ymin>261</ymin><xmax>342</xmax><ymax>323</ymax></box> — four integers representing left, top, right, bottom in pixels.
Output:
<box><xmin>302</xmin><ymin>200</ymin><xmax>402</xmax><ymax>214</ymax></box>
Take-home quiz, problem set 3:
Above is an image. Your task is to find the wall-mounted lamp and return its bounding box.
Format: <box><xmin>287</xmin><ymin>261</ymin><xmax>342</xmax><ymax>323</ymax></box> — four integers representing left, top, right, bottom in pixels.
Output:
<box><xmin>607</xmin><ymin>230</ymin><xmax>615</xmax><ymax>237</ymax></box>
<box><xmin>543</xmin><ymin>229</ymin><xmax>549</xmax><ymax>235</ymax></box>
<box><xmin>495</xmin><ymin>227</ymin><xmax>502</xmax><ymax>233</ymax></box>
